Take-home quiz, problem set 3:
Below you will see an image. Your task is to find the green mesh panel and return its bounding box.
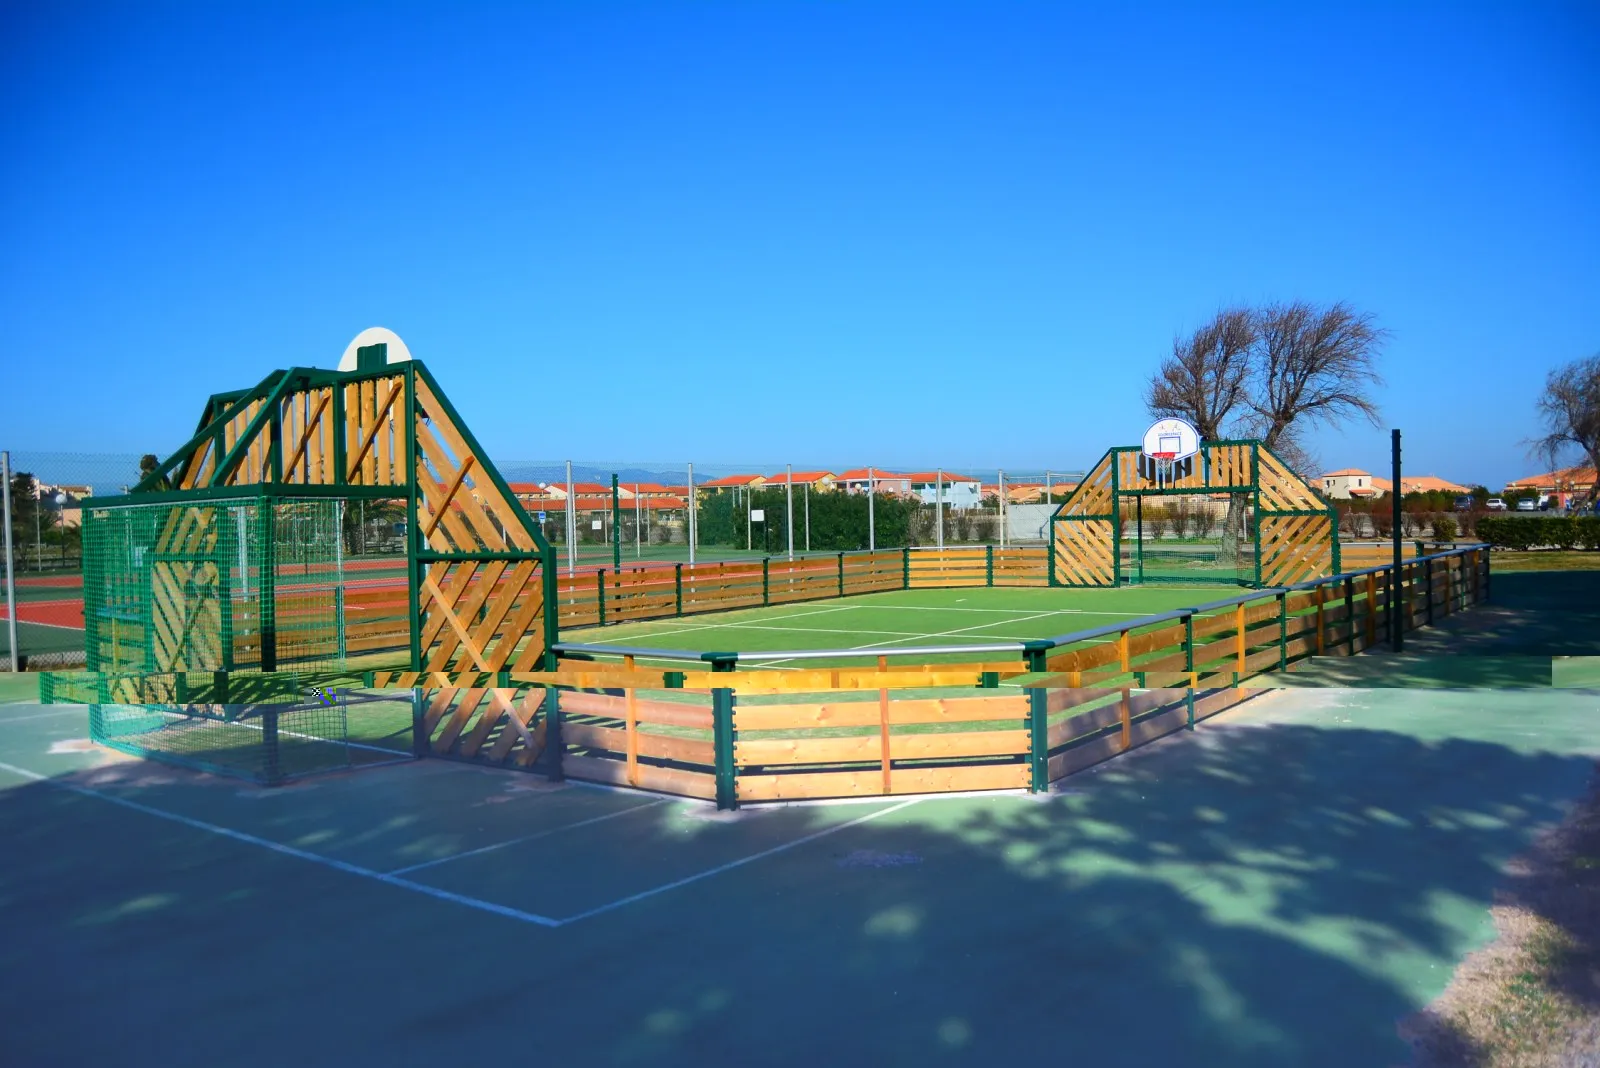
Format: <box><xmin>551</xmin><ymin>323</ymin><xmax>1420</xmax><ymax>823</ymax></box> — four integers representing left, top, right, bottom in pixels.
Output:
<box><xmin>82</xmin><ymin>496</ymin><xmax>347</xmax><ymax>674</ymax></box>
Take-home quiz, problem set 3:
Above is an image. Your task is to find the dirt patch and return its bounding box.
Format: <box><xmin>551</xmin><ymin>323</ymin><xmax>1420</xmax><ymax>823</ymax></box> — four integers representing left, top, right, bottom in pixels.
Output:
<box><xmin>1400</xmin><ymin>765</ymin><xmax>1600</xmax><ymax>1066</ymax></box>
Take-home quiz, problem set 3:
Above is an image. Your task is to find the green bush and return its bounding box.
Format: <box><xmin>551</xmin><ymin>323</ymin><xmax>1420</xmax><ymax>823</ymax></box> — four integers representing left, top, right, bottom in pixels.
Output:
<box><xmin>1431</xmin><ymin>514</ymin><xmax>1457</xmax><ymax>541</ymax></box>
<box><xmin>1476</xmin><ymin>515</ymin><xmax>1599</xmax><ymax>551</ymax></box>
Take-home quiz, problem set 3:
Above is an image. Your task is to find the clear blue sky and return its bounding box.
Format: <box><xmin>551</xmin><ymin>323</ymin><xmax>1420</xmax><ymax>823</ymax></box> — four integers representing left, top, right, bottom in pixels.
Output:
<box><xmin>3</xmin><ymin>1</ymin><xmax>1596</xmax><ymax>487</ymax></box>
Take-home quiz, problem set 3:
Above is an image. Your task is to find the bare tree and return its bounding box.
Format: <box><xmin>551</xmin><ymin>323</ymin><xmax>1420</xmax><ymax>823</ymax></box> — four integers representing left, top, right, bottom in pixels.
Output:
<box><xmin>1246</xmin><ymin>301</ymin><xmax>1386</xmax><ymax>460</ymax></box>
<box><xmin>1532</xmin><ymin>353</ymin><xmax>1600</xmax><ymax>502</ymax></box>
<box><xmin>1145</xmin><ymin>307</ymin><xmax>1256</xmax><ymax>440</ymax></box>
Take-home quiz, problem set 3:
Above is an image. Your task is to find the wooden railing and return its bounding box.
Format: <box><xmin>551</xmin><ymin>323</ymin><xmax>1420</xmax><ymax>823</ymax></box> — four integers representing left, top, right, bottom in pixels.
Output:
<box><xmin>390</xmin><ymin>545</ymin><xmax>1491</xmax><ymax>805</ymax></box>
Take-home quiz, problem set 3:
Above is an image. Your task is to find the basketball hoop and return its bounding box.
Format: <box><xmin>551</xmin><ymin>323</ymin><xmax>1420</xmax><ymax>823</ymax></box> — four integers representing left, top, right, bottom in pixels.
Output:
<box><xmin>1139</xmin><ymin>419</ymin><xmax>1201</xmax><ymax>489</ymax></box>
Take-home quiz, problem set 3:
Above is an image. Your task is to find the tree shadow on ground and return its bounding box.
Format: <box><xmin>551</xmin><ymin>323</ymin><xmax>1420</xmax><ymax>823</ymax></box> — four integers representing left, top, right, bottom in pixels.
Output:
<box><xmin>1</xmin><ymin>706</ymin><xmax>1598</xmax><ymax>1068</ymax></box>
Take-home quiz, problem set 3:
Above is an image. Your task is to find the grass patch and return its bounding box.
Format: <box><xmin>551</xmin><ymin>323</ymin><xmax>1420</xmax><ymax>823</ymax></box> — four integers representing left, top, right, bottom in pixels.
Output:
<box><xmin>1402</xmin><ymin>766</ymin><xmax>1600</xmax><ymax>1066</ymax></box>
<box><xmin>1487</xmin><ymin>551</ymin><xmax>1600</xmax><ymax>572</ymax></box>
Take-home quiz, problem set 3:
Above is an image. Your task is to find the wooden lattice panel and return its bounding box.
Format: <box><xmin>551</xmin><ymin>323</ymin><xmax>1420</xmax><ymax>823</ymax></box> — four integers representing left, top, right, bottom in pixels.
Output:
<box><xmin>1058</xmin><ymin>453</ymin><xmax>1115</xmax><ymax>517</ymax></box>
<box><xmin>1259</xmin><ymin>514</ymin><xmax>1334</xmax><ymax>587</ymax></box>
<box><xmin>150</xmin><ymin>505</ymin><xmax>225</xmax><ymax>670</ymax></box>
<box><xmin>1256</xmin><ymin>448</ymin><xmax>1325</xmax><ymax>511</ymax></box>
<box><xmin>420</xmin><ymin>686</ymin><xmax>549</xmax><ymax>767</ymax></box>
<box><xmin>136</xmin><ymin>360</ymin><xmax>557</xmax><ymax>677</ymax></box>
<box><xmin>1053</xmin><ymin>518</ymin><xmax>1115</xmax><ymax>586</ymax></box>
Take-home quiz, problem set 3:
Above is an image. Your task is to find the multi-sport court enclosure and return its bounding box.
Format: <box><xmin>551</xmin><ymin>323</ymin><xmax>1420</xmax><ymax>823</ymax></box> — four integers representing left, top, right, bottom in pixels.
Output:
<box><xmin>45</xmin><ymin>346</ymin><xmax>1491</xmax><ymax>803</ymax></box>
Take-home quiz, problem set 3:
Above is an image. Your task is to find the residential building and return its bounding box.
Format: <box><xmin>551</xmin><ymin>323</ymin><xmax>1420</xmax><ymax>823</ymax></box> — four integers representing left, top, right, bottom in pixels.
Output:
<box><xmin>902</xmin><ymin>472</ymin><xmax>982</xmax><ymax>509</ymax></box>
<box><xmin>834</xmin><ymin>469</ymin><xmax>913</xmax><ymax>495</ymax></box>
<box><xmin>700</xmin><ymin>474</ymin><xmax>766</xmax><ymax>492</ymax></box>
<box><xmin>762</xmin><ymin>471</ymin><xmax>837</xmax><ymax>492</ymax></box>
<box><xmin>1506</xmin><ymin>464</ymin><xmax>1598</xmax><ymax>507</ymax></box>
<box><xmin>1318</xmin><ymin>469</ymin><xmax>1382</xmax><ymax>500</ymax></box>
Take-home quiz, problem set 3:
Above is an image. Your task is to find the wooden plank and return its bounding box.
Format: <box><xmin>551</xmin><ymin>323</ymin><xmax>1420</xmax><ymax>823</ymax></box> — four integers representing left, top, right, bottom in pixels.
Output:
<box><xmin>734</xmin><ymin>702</ymin><xmax>886</xmax><ymax>730</ymax></box>
<box><xmin>736</xmin><ymin>734</ymin><xmax>882</xmax><ymax>767</ymax></box>
<box><xmin>562</xmin><ymin>754</ymin><xmax>717</xmax><ymax>800</ymax></box>
<box><xmin>736</xmin><ymin>762</ymin><xmax>1027</xmax><ymax>801</ymax></box>
<box><xmin>890</xmin><ymin>729</ymin><xmax>1029</xmax><ymax>760</ymax></box>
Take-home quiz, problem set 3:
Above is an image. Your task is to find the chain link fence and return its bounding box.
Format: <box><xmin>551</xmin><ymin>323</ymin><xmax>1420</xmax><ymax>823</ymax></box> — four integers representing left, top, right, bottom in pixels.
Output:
<box><xmin>2</xmin><ymin>449</ymin><xmax>1087</xmax><ymax>669</ymax></box>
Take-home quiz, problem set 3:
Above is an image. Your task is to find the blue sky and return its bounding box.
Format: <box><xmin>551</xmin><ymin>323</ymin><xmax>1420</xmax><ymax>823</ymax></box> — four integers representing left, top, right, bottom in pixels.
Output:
<box><xmin>2</xmin><ymin>1</ymin><xmax>1596</xmax><ymax>487</ymax></box>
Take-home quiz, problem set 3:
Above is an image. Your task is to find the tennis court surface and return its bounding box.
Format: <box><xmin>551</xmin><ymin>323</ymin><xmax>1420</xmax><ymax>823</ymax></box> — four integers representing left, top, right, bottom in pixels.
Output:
<box><xmin>4</xmin><ymin>673</ymin><xmax>1600</xmax><ymax>1066</ymax></box>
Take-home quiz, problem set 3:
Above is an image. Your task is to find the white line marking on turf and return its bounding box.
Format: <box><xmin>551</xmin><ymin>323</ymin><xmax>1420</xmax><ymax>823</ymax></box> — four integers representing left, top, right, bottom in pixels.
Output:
<box><xmin>559</xmin><ymin>798</ymin><xmax>923</xmax><ymax>924</ymax></box>
<box><xmin>386</xmin><ymin>799</ymin><xmax>669</xmax><ymax>875</ymax></box>
<box><xmin>0</xmin><ymin>759</ymin><xmax>563</xmax><ymax>928</ymax></box>
<box><xmin>582</xmin><ymin>604</ymin><xmax>860</xmax><ymax>645</ymax></box>
<box><xmin>757</xmin><ymin>610</ymin><xmax>1070</xmax><ymax>668</ymax></box>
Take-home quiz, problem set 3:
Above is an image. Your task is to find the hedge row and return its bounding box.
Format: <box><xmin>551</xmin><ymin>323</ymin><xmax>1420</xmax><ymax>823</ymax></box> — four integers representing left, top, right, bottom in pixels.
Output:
<box><xmin>1476</xmin><ymin>515</ymin><xmax>1600</xmax><ymax>551</ymax></box>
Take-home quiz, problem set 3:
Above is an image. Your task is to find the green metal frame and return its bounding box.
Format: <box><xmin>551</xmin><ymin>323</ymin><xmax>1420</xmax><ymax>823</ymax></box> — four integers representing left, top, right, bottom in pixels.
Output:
<box><xmin>1049</xmin><ymin>439</ymin><xmax>1339</xmax><ymax>591</ymax></box>
<box><xmin>86</xmin><ymin>356</ymin><xmax>560</xmax><ymax>679</ymax></box>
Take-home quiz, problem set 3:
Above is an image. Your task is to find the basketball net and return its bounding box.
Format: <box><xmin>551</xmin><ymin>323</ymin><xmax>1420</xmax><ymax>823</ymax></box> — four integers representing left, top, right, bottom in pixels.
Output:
<box><xmin>1151</xmin><ymin>452</ymin><xmax>1175</xmax><ymax>489</ymax></box>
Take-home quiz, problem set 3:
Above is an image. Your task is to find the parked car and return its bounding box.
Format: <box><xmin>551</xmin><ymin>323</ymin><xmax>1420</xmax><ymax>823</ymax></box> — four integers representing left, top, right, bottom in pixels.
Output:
<box><xmin>1515</xmin><ymin>498</ymin><xmax>1537</xmax><ymax>511</ymax></box>
<box><xmin>1485</xmin><ymin>498</ymin><xmax>1507</xmax><ymax>511</ymax></box>
<box><xmin>1453</xmin><ymin>495</ymin><xmax>1475</xmax><ymax>511</ymax></box>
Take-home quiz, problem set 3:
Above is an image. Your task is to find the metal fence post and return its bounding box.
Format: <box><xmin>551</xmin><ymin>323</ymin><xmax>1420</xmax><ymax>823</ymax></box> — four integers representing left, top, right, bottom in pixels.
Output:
<box><xmin>596</xmin><ymin>569</ymin><xmax>606</xmax><ymax>626</ymax></box>
<box><xmin>1277</xmin><ymin>591</ymin><xmax>1288</xmax><ymax>670</ymax></box>
<box><xmin>985</xmin><ymin>544</ymin><xmax>994</xmax><ymax>587</ymax></box>
<box><xmin>1</xmin><ymin>451</ymin><xmax>17</xmax><ymax>671</ymax></box>
<box><xmin>541</xmin><ymin>687</ymin><xmax>564</xmax><ymax>781</ymax></box>
<box><xmin>1028</xmin><ymin>687</ymin><xmax>1049</xmax><ymax>792</ymax></box>
<box><xmin>675</xmin><ymin>562</ymin><xmax>684</xmax><ymax>616</ymax></box>
<box><xmin>712</xmin><ymin>687</ymin><xmax>738</xmax><ymax>810</ymax></box>
<box><xmin>838</xmin><ymin>551</ymin><xmax>845</xmax><ymax>597</ymax></box>
<box><xmin>762</xmin><ymin>557</ymin><xmax>770</xmax><ymax>606</ymax></box>
<box><xmin>902</xmin><ymin>546</ymin><xmax>910</xmax><ymax>590</ymax></box>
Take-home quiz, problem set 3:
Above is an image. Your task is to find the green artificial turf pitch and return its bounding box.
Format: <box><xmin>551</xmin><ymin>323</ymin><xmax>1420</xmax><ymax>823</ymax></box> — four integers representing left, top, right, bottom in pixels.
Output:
<box><xmin>564</xmin><ymin>584</ymin><xmax>1238</xmax><ymax>668</ymax></box>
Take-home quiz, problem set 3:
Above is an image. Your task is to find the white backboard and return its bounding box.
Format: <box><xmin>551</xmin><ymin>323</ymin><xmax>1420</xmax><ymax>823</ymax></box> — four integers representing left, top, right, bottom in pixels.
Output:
<box><xmin>337</xmin><ymin>327</ymin><xmax>414</xmax><ymax>372</ymax></box>
<box><xmin>1141</xmin><ymin>418</ymin><xmax>1200</xmax><ymax>460</ymax></box>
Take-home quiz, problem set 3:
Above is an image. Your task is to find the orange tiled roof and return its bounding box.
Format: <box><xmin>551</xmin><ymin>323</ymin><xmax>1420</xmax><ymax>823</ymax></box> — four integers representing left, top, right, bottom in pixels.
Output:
<box><xmin>762</xmin><ymin>471</ymin><xmax>835</xmax><ymax>484</ymax></box>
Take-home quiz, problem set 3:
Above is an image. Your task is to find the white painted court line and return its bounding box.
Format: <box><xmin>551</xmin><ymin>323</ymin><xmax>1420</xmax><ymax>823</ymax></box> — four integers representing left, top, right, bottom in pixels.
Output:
<box><xmin>559</xmin><ymin>797</ymin><xmax>923</xmax><ymax>924</ymax></box>
<box><xmin>0</xmin><ymin>619</ymin><xmax>82</xmax><ymax>631</ymax></box>
<box><xmin>0</xmin><ymin>708</ymin><xmax>83</xmax><ymax>724</ymax></box>
<box><xmin>0</xmin><ymin>759</ymin><xmax>563</xmax><ymax>929</ymax></box>
<box><xmin>386</xmin><ymin>798</ymin><xmax>669</xmax><ymax>875</ymax></box>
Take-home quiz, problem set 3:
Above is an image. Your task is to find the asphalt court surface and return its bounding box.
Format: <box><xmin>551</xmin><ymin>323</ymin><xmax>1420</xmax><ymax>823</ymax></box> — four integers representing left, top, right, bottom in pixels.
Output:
<box><xmin>5</xmin><ymin>682</ymin><xmax>1600</xmax><ymax>1067</ymax></box>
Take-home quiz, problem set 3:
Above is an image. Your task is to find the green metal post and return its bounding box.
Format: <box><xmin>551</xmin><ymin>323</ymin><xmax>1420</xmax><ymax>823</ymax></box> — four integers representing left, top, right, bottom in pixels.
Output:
<box><xmin>262</xmin><ymin>706</ymin><xmax>281</xmax><ymax>785</ymax></box>
<box><xmin>1425</xmin><ymin>555</ymin><xmax>1434</xmax><ymax>626</ymax></box>
<box><xmin>258</xmin><ymin>501</ymin><xmax>277</xmax><ymax>672</ymax></box>
<box><xmin>611</xmin><ymin>475</ymin><xmax>622</xmax><ymax>571</ymax></box>
<box><xmin>1251</xmin><ymin>444</ymin><xmax>1263</xmax><ymax>588</ymax></box>
<box><xmin>979</xmin><ymin>671</ymin><xmax>999</xmax><ymax>689</ymax></box>
<box><xmin>838</xmin><ymin>552</ymin><xmax>845</xmax><ymax>597</ymax></box>
<box><xmin>1277</xmin><ymin>591</ymin><xmax>1287</xmax><ymax>670</ymax></box>
<box><xmin>1027</xmin><ymin>687</ymin><xmax>1048</xmax><ymax>792</ymax></box>
<box><xmin>902</xmin><ymin>546</ymin><xmax>910</xmax><ymax>589</ymax></box>
<box><xmin>403</xmin><ymin>364</ymin><xmax>422</xmax><ymax>671</ymax></box>
<box><xmin>985</xmin><ymin>544</ymin><xmax>994</xmax><ymax>586</ymax></box>
<box><xmin>712</xmin><ymin>688</ymin><xmax>737</xmax><ymax>810</ymax></box>
<box><xmin>541</xmin><ymin>687</ymin><xmax>564</xmax><ymax>781</ymax></box>
<box><xmin>674</xmin><ymin>562</ymin><xmax>684</xmax><ymax>616</ymax></box>
<box><xmin>1111</xmin><ymin>452</ymin><xmax>1121</xmax><ymax>586</ymax></box>
<box><xmin>1047</xmin><ymin>519</ymin><xmax>1057</xmax><ymax>587</ymax></box>
<box><xmin>1330</xmin><ymin>507</ymin><xmax>1342</xmax><ymax>574</ymax></box>
<box><xmin>664</xmin><ymin>671</ymin><xmax>685</xmax><ymax>689</ymax></box>
<box><xmin>1343</xmin><ymin>577</ymin><xmax>1355</xmax><ymax>652</ymax></box>
<box><xmin>216</xmin><ymin>505</ymin><xmax>234</xmax><ymax>674</ymax></box>
<box><xmin>596</xmin><ymin>569</ymin><xmax>606</xmax><ymax>626</ymax></box>
<box><xmin>762</xmin><ymin>557</ymin><xmax>770</xmax><ymax>606</ymax></box>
